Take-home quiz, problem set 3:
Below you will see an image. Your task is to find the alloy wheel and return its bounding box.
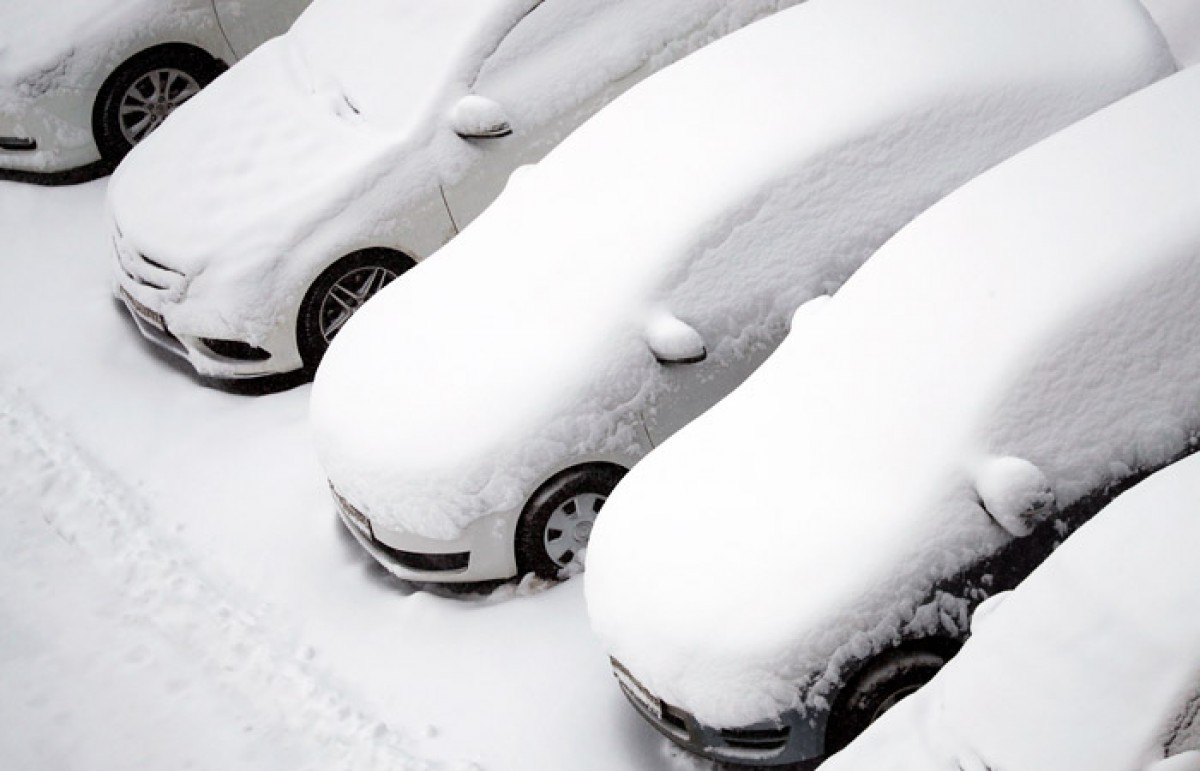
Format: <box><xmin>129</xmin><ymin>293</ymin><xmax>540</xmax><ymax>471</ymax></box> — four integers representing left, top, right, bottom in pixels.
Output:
<box><xmin>118</xmin><ymin>67</ymin><xmax>202</xmax><ymax>145</ymax></box>
<box><xmin>317</xmin><ymin>265</ymin><xmax>398</xmax><ymax>344</ymax></box>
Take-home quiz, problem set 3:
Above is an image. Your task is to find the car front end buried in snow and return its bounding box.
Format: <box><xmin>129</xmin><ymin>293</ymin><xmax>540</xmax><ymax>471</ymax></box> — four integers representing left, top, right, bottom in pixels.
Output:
<box><xmin>112</xmin><ymin>229</ymin><xmax>286</xmax><ymax>378</ymax></box>
<box><xmin>610</xmin><ymin>658</ymin><xmax>825</xmax><ymax>768</ymax></box>
<box><xmin>331</xmin><ymin>486</ymin><xmax>519</xmax><ymax>582</ymax></box>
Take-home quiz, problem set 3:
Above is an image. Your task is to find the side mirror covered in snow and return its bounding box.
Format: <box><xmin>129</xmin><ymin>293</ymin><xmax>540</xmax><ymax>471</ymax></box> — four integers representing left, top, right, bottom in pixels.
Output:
<box><xmin>973</xmin><ymin>456</ymin><xmax>1056</xmax><ymax>537</ymax></box>
<box><xmin>646</xmin><ymin>311</ymin><xmax>706</xmax><ymax>365</ymax></box>
<box><xmin>450</xmin><ymin>95</ymin><xmax>512</xmax><ymax>138</ymax></box>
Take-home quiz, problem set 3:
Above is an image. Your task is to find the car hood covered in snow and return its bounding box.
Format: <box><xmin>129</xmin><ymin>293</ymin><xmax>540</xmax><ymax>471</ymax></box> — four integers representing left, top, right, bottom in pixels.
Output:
<box><xmin>106</xmin><ymin>0</ymin><xmax>533</xmax><ymax>269</ymax></box>
<box><xmin>311</xmin><ymin>0</ymin><xmax>1171</xmax><ymax>543</ymax></box>
<box><xmin>106</xmin><ymin>36</ymin><xmax>407</xmax><ymax>344</ymax></box>
<box><xmin>821</xmin><ymin>453</ymin><xmax>1200</xmax><ymax>771</ymax></box>
<box><xmin>585</xmin><ymin>64</ymin><xmax>1200</xmax><ymax>730</ymax></box>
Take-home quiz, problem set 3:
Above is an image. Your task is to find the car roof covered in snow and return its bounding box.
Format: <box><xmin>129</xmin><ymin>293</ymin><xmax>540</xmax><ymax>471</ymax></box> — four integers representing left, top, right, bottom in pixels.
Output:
<box><xmin>820</xmin><ymin>451</ymin><xmax>1200</xmax><ymax>771</ymax></box>
<box><xmin>585</xmin><ymin>64</ymin><xmax>1200</xmax><ymax>729</ymax></box>
<box><xmin>311</xmin><ymin>0</ymin><xmax>1171</xmax><ymax>542</ymax></box>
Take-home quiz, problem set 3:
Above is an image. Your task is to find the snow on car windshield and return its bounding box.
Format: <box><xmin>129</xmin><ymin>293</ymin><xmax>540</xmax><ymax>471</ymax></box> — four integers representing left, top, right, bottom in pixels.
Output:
<box><xmin>287</xmin><ymin>0</ymin><xmax>538</xmax><ymax>131</ymax></box>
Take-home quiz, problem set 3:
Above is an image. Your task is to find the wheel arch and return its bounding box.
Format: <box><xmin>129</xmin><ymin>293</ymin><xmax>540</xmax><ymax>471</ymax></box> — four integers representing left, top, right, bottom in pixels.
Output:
<box><xmin>822</xmin><ymin>635</ymin><xmax>962</xmax><ymax>754</ymax></box>
<box><xmin>521</xmin><ymin>461</ymin><xmax>631</xmax><ymax>518</ymax></box>
<box><xmin>91</xmin><ymin>42</ymin><xmax>229</xmax><ymax>159</ymax></box>
<box><xmin>294</xmin><ymin>246</ymin><xmax>418</xmax><ymax>373</ymax></box>
<box><xmin>93</xmin><ymin>42</ymin><xmax>228</xmax><ymax>116</ymax></box>
<box><xmin>513</xmin><ymin>460</ymin><xmax>631</xmax><ymax>579</ymax></box>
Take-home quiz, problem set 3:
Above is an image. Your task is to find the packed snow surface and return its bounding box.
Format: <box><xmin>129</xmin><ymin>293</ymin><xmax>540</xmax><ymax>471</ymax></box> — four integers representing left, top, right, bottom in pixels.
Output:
<box><xmin>106</xmin><ymin>0</ymin><xmax>799</xmax><ymax>366</ymax></box>
<box><xmin>586</xmin><ymin>63</ymin><xmax>1200</xmax><ymax>730</ymax></box>
<box><xmin>821</xmin><ymin>453</ymin><xmax>1200</xmax><ymax>771</ymax></box>
<box><xmin>312</xmin><ymin>0</ymin><xmax>1171</xmax><ymax>544</ymax></box>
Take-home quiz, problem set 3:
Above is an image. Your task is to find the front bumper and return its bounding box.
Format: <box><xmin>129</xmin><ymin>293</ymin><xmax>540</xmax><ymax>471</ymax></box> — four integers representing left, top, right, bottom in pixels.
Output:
<box><xmin>333</xmin><ymin>488</ymin><xmax>520</xmax><ymax>583</ymax></box>
<box><xmin>117</xmin><ymin>284</ymin><xmax>287</xmax><ymax>380</ymax></box>
<box><xmin>112</xmin><ymin>228</ymin><xmax>298</xmax><ymax>379</ymax></box>
<box><xmin>611</xmin><ymin>658</ymin><xmax>826</xmax><ymax>768</ymax></box>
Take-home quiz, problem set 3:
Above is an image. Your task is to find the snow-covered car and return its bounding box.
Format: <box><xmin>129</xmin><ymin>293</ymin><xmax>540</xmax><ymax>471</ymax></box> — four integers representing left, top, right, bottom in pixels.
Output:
<box><xmin>106</xmin><ymin>0</ymin><xmax>803</xmax><ymax>381</ymax></box>
<box><xmin>585</xmin><ymin>63</ymin><xmax>1200</xmax><ymax>769</ymax></box>
<box><xmin>309</xmin><ymin>0</ymin><xmax>1172</xmax><ymax>585</ymax></box>
<box><xmin>819</xmin><ymin>453</ymin><xmax>1200</xmax><ymax>771</ymax></box>
<box><xmin>0</xmin><ymin>0</ymin><xmax>310</xmax><ymax>179</ymax></box>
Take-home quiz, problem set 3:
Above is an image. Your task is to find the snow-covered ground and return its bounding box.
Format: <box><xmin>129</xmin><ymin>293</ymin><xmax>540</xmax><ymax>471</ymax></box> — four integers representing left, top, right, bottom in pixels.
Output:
<box><xmin>0</xmin><ymin>178</ymin><xmax>684</xmax><ymax>769</ymax></box>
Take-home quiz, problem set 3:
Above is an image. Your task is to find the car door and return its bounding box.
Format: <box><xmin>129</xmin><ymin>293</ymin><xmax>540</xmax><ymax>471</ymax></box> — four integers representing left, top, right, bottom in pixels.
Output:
<box><xmin>641</xmin><ymin>335</ymin><xmax>777</xmax><ymax>447</ymax></box>
<box><xmin>212</xmin><ymin>0</ymin><xmax>313</xmax><ymax>59</ymax></box>
<box><xmin>440</xmin><ymin>0</ymin><xmax>657</xmax><ymax>230</ymax></box>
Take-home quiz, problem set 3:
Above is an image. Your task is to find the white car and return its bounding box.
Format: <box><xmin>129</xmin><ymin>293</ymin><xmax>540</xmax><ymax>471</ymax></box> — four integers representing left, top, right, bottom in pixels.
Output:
<box><xmin>819</xmin><ymin>453</ymin><xmax>1200</xmax><ymax>771</ymax></box>
<box><xmin>585</xmin><ymin>63</ymin><xmax>1200</xmax><ymax>769</ymax></box>
<box><xmin>0</xmin><ymin>0</ymin><xmax>310</xmax><ymax>180</ymax></box>
<box><xmin>107</xmin><ymin>0</ymin><xmax>802</xmax><ymax>381</ymax></box>
<box><xmin>309</xmin><ymin>0</ymin><xmax>1171</xmax><ymax>584</ymax></box>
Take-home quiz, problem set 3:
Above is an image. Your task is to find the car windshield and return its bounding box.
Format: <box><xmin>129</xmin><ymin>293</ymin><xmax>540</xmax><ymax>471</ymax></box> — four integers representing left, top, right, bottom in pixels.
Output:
<box><xmin>288</xmin><ymin>0</ymin><xmax>539</xmax><ymax>132</ymax></box>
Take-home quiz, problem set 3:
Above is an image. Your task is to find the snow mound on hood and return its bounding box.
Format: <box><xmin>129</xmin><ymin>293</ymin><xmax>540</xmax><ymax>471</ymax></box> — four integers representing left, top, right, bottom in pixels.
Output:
<box><xmin>585</xmin><ymin>62</ymin><xmax>1200</xmax><ymax>729</ymax></box>
<box><xmin>107</xmin><ymin>0</ymin><xmax>531</xmax><ymax>271</ymax></box>
<box><xmin>107</xmin><ymin>38</ymin><xmax>396</xmax><ymax>344</ymax></box>
<box><xmin>821</xmin><ymin>452</ymin><xmax>1200</xmax><ymax>771</ymax></box>
<box><xmin>312</xmin><ymin>0</ymin><xmax>1171</xmax><ymax>542</ymax></box>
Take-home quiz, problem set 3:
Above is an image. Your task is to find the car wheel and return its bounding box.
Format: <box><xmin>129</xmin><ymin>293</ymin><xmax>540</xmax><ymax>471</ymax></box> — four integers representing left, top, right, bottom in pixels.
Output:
<box><xmin>93</xmin><ymin>45</ymin><xmax>226</xmax><ymax>162</ymax></box>
<box><xmin>515</xmin><ymin>464</ymin><xmax>627</xmax><ymax>580</ymax></box>
<box><xmin>825</xmin><ymin>645</ymin><xmax>953</xmax><ymax>754</ymax></box>
<box><xmin>296</xmin><ymin>248</ymin><xmax>415</xmax><ymax>374</ymax></box>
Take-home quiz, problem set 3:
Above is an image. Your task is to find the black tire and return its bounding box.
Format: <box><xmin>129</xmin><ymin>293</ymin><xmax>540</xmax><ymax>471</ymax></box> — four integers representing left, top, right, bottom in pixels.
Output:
<box><xmin>515</xmin><ymin>464</ymin><xmax>627</xmax><ymax>579</ymax></box>
<box><xmin>825</xmin><ymin>644</ymin><xmax>955</xmax><ymax>754</ymax></box>
<box><xmin>92</xmin><ymin>45</ymin><xmax>226</xmax><ymax>162</ymax></box>
<box><xmin>296</xmin><ymin>248</ymin><xmax>415</xmax><ymax>374</ymax></box>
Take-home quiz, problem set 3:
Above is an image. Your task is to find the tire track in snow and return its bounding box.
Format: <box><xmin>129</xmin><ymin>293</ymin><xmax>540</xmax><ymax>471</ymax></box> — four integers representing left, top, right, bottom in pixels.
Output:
<box><xmin>0</xmin><ymin>381</ymin><xmax>475</xmax><ymax>771</ymax></box>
